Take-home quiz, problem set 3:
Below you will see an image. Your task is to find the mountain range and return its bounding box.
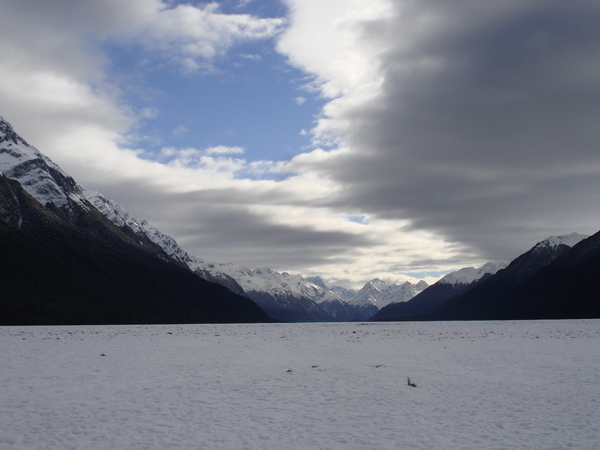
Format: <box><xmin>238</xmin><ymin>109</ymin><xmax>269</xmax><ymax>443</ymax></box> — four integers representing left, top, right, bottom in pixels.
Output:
<box><xmin>373</xmin><ymin>261</ymin><xmax>508</xmax><ymax>321</ymax></box>
<box><xmin>0</xmin><ymin>117</ymin><xmax>270</xmax><ymax>325</ymax></box>
<box><xmin>1</xmin><ymin>115</ymin><xmax>599</xmax><ymax>324</ymax></box>
<box><xmin>433</xmin><ymin>232</ymin><xmax>600</xmax><ymax>320</ymax></box>
<box><xmin>85</xmin><ymin>188</ymin><xmax>426</xmax><ymax>322</ymax></box>
<box><xmin>0</xmin><ymin>116</ymin><xmax>426</xmax><ymax>323</ymax></box>
<box><xmin>375</xmin><ymin>232</ymin><xmax>600</xmax><ymax>321</ymax></box>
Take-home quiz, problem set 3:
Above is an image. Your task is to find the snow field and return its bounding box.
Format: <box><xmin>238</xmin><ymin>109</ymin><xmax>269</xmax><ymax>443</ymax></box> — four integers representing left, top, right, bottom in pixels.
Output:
<box><xmin>1</xmin><ymin>320</ymin><xmax>599</xmax><ymax>449</ymax></box>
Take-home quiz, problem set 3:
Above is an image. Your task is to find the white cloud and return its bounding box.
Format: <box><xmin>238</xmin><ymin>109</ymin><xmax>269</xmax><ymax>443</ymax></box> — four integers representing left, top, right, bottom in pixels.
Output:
<box><xmin>239</xmin><ymin>53</ymin><xmax>261</xmax><ymax>60</ymax></box>
<box><xmin>3</xmin><ymin>0</ymin><xmax>553</xmax><ymax>287</ymax></box>
<box><xmin>278</xmin><ymin>0</ymin><xmax>600</xmax><ymax>263</ymax></box>
<box><xmin>278</xmin><ymin>0</ymin><xmax>392</xmax><ymax>98</ymax></box>
<box><xmin>172</xmin><ymin>124</ymin><xmax>188</xmax><ymax>137</ymax></box>
<box><xmin>132</xmin><ymin>2</ymin><xmax>286</xmax><ymax>72</ymax></box>
<box><xmin>294</xmin><ymin>96</ymin><xmax>306</xmax><ymax>105</ymax></box>
<box><xmin>277</xmin><ymin>0</ymin><xmax>393</xmax><ymax>149</ymax></box>
<box><xmin>205</xmin><ymin>145</ymin><xmax>245</xmax><ymax>155</ymax></box>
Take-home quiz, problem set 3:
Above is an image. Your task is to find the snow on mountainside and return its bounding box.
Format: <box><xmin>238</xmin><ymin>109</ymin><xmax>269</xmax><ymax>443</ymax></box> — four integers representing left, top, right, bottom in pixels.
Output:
<box><xmin>435</xmin><ymin>235</ymin><xmax>587</xmax><ymax>288</ymax></box>
<box><xmin>0</xmin><ymin>117</ymin><xmax>270</xmax><ymax>324</ymax></box>
<box><xmin>84</xmin><ymin>190</ymin><xmax>350</xmax><ymax>321</ymax></box>
<box><xmin>89</xmin><ymin>190</ymin><xmax>398</xmax><ymax>322</ymax></box>
<box><xmin>328</xmin><ymin>285</ymin><xmax>356</xmax><ymax>303</ymax></box>
<box><xmin>85</xmin><ymin>190</ymin><xmax>195</xmax><ymax>267</ymax></box>
<box><xmin>193</xmin><ymin>262</ymin><xmax>324</xmax><ymax>304</ymax></box>
<box><xmin>187</xmin><ymin>262</ymin><xmax>354</xmax><ymax>322</ymax></box>
<box><xmin>533</xmin><ymin>233</ymin><xmax>588</xmax><ymax>251</ymax></box>
<box><xmin>0</xmin><ymin>116</ymin><xmax>348</xmax><ymax>321</ymax></box>
<box><xmin>439</xmin><ymin>261</ymin><xmax>508</xmax><ymax>286</ymax></box>
<box><xmin>349</xmin><ymin>279</ymin><xmax>390</xmax><ymax>307</ymax></box>
<box><xmin>432</xmin><ymin>231</ymin><xmax>598</xmax><ymax>320</ymax></box>
<box><xmin>0</xmin><ymin>117</ymin><xmax>88</xmax><ymax>210</ymax></box>
<box><xmin>350</xmin><ymin>279</ymin><xmax>428</xmax><ymax>309</ymax></box>
<box><xmin>372</xmin><ymin>262</ymin><xmax>509</xmax><ymax>321</ymax></box>
<box><xmin>305</xmin><ymin>276</ymin><xmax>357</xmax><ymax>303</ymax></box>
<box><xmin>346</xmin><ymin>278</ymin><xmax>429</xmax><ymax>321</ymax></box>
<box><xmin>376</xmin><ymin>281</ymin><xmax>429</xmax><ymax>309</ymax></box>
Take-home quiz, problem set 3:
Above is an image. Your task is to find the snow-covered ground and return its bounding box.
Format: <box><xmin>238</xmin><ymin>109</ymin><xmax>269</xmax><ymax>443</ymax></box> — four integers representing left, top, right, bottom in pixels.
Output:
<box><xmin>1</xmin><ymin>320</ymin><xmax>599</xmax><ymax>449</ymax></box>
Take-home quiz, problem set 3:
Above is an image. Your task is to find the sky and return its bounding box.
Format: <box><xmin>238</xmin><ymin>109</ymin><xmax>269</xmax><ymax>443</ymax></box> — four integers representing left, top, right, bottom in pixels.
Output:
<box><xmin>1</xmin><ymin>0</ymin><xmax>599</xmax><ymax>288</ymax></box>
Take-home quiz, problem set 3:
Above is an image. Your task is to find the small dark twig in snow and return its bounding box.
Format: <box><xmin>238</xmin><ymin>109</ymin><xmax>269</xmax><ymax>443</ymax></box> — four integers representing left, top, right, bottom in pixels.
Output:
<box><xmin>407</xmin><ymin>377</ymin><xmax>416</xmax><ymax>387</ymax></box>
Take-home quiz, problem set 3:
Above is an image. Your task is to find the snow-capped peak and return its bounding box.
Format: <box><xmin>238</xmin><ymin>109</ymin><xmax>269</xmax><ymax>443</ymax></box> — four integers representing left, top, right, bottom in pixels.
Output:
<box><xmin>349</xmin><ymin>278</ymin><xmax>428</xmax><ymax>308</ymax></box>
<box><xmin>348</xmin><ymin>279</ymin><xmax>389</xmax><ymax>307</ymax></box>
<box><xmin>439</xmin><ymin>261</ymin><xmax>508</xmax><ymax>286</ymax></box>
<box><xmin>375</xmin><ymin>280</ymin><xmax>429</xmax><ymax>308</ymax></box>
<box><xmin>534</xmin><ymin>233</ymin><xmax>588</xmax><ymax>250</ymax></box>
<box><xmin>0</xmin><ymin>117</ymin><xmax>87</xmax><ymax>210</ymax></box>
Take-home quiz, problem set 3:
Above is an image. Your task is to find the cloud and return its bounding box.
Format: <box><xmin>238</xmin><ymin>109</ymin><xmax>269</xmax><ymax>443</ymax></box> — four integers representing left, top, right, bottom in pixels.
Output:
<box><xmin>0</xmin><ymin>0</ymin><xmax>505</xmax><ymax>287</ymax></box>
<box><xmin>0</xmin><ymin>0</ymin><xmax>285</xmax><ymax>147</ymax></box>
<box><xmin>131</xmin><ymin>2</ymin><xmax>286</xmax><ymax>72</ymax></box>
<box><xmin>4</xmin><ymin>0</ymin><xmax>597</xmax><ymax>288</ymax></box>
<box><xmin>294</xmin><ymin>96</ymin><xmax>307</xmax><ymax>105</ymax></box>
<box><xmin>205</xmin><ymin>146</ymin><xmax>245</xmax><ymax>155</ymax></box>
<box><xmin>280</xmin><ymin>0</ymin><xmax>600</xmax><ymax>262</ymax></box>
<box><xmin>278</xmin><ymin>0</ymin><xmax>392</xmax><ymax>99</ymax></box>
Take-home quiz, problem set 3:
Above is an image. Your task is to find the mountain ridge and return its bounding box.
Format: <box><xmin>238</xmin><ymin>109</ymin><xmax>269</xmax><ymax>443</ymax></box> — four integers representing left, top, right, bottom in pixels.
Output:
<box><xmin>433</xmin><ymin>232</ymin><xmax>599</xmax><ymax>320</ymax></box>
<box><xmin>2</xmin><ymin>115</ymin><xmax>598</xmax><ymax>323</ymax></box>
<box><xmin>85</xmin><ymin>179</ymin><xmax>429</xmax><ymax>322</ymax></box>
<box><xmin>0</xmin><ymin>117</ymin><xmax>271</xmax><ymax>325</ymax></box>
<box><xmin>372</xmin><ymin>261</ymin><xmax>506</xmax><ymax>321</ymax></box>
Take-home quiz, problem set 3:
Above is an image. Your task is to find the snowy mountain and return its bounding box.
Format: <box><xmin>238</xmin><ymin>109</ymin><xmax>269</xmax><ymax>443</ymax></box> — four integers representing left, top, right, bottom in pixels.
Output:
<box><xmin>0</xmin><ymin>117</ymin><xmax>429</xmax><ymax>324</ymax></box>
<box><xmin>0</xmin><ymin>117</ymin><xmax>88</xmax><ymax>212</ymax></box>
<box><xmin>494</xmin><ymin>233</ymin><xmax>588</xmax><ymax>286</ymax></box>
<box><xmin>533</xmin><ymin>233</ymin><xmax>588</xmax><ymax>251</ymax></box>
<box><xmin>88</xmin><ymin>182</ymin><xmax>434</xmax><ymax>322</ymax></box>
<box><xmin>433</xmin><ymin>233</ymin><xmax>592</xmax><ymax>320</ymax></box>
<box><xmin>191</xmin><ymin>264</ymin><xmax>336</xmax><ymax>322</ymax></box>
<box><xmin>376</xmin><ymin>280</ymin><xmax>429</xmax><ymax>308</ymax></box>
<box><xmin>349</xmin><ymin>279</ymin><xmax>389</xmax><ymax>308</ymax></box>
<box><xmin>0</xmin><ymin>116</ymin><xmax>270</xmax><ymax>325</ymax></box>
<box><xmin>84</xmin><ymin>179</ymin><xmax>352</xmax><ymax>322</ymax></box>
<box><xmin>345</xmin><ymin>278</ymin><xmax>429</xmax><ymax>321</ymax></box>
<box><xmin>4</xmin><ymin>115</ymin><xmax>596</xmax><ymax>323</ymax></box>
<box><xmin>328</xmin><ymin>285</ymin><xmax>357</xmax><ymax>303</ymax></box>
<box><xmin>305</xmin><ymin>276</ymin><xmax>357</xmax><ymax>302</ymax></box>
<box><xmin>437</xmin><ymin>261</ymin><xmax>508</xmax><ymax>286</ymax></box>
<box><xmin>304</xmin><ymin>276</ymin><xmax>367</xmax><ymax>321</ymax></box>
<box><xmin>372</xmin><ymin>261</ymin><xmax>507</xmax><ymax>321</ymax></box>
<box><xmin>375</xmin><ymin>233</ymin><xmax>594</xmax><ymax>322</ymax></box>
<box><xmin>351</xmin><ymin>279</ymin><xmax>429</xmax><ymax>308</ymax></box>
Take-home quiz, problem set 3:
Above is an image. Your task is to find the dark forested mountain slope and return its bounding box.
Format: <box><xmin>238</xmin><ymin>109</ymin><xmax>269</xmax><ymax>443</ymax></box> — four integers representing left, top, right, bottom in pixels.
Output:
<box><xmin>372</xmin><ymin>262</ymin><xmax>506</xmax><ymax>321</ymax></box>
<box><xmin>434</xmin><ymin>233</ymin><xmax>600</xmax><ymax>320</ymax></box>
<box><xmin>0</xmin><ymin>118</ymin><xmax>270</xmax><ymax>325</ymax></box>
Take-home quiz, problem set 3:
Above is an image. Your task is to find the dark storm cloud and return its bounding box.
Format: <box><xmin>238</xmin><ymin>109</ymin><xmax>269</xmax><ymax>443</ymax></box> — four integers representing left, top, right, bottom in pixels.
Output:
<box><xmin>316</xmin><ymin>0</ymin><xmax>600</xmax><ymax>260</ymax></box>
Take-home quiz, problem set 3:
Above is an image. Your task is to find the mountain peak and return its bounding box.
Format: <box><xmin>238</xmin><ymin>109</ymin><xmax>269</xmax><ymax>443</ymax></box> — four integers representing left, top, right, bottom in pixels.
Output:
<box><xmin>0</xmin><ymin>116</ymin><xmax>29</xmax><ymax>147</ymax></box>
<box><xmin>439</xmin><ymin>261</ymin><xmax>508</xmax><ymax>286</ymax></box>
<box><xmin>1</xmin><ymin>117</ymin><xmax>87</xmax><ymax>210</ymax></box>
<box><xmin>534</xmin><ymin>233</ymin><xmax>588</xmax><ymax>250</ymax></box>
<box><xmin>349</xmin><ymin>278</ymin><xmax>428</xmax><ymax>309</ymax></box>
<box><xmin>365</xmin><ymin>278</ymin><xmax>387</xmax><ymax>288</ymax></box>
<box><xmin>305</xmin><ymin>276</ymin><xmax>327</xmax><ymax>289</ymax></box>
<box><xmin>375</xmin><ymin>280</ymin><xmax>429</xmax><ymax>309</ymax></box>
